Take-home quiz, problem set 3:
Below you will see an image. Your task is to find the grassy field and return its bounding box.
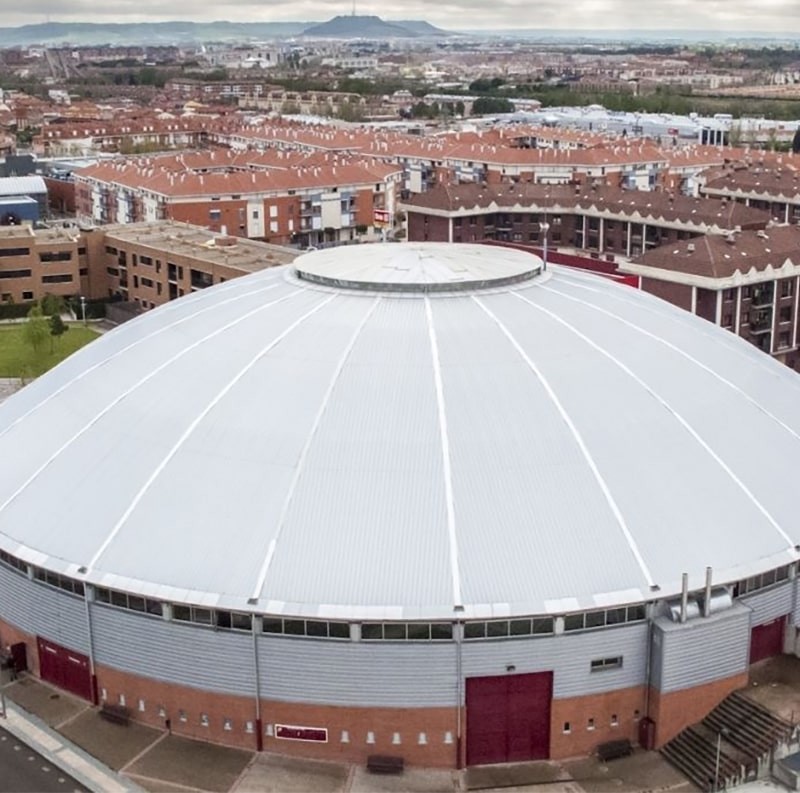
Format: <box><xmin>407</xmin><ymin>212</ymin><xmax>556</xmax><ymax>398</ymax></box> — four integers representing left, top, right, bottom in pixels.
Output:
<box><xmin>0</xmin><ymin>322</ymin><xmax>100</xmax><ymax>378</ymax></box>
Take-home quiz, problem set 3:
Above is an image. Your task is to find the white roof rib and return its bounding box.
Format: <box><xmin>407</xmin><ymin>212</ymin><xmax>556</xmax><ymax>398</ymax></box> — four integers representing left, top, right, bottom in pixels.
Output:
<box><xmin>0</xmin><ymin>274</ymin><xmax>286</xmax><ymax>443</ymax></box>
<box><xmin>0</xmin><ymin>287</ymin><xmax>304</xmax><ymax>525</ymax></box>
<box><xmin>512</xmin><ymin>289</ymin><xmax>795</xmax><ymax>552</ymax></box>
<box><xmin>472</xmin><ymin>293</ymin><xmax>655</xmax><ymax>590</ymax></box>
<box><xmin>0</xmin><ymin>243</ymin><xmax>798</xmax><ymax>619</ymax></box>
<box><xmin>88</xmin><ymin>291</ymin><xmax>336</xmax><ymax>571</ymax></box>
<box><xmin>540</xmin><ymin>283</ymin><xmax>800</xmax><ymax>444</ymax></box>
<box><xmin>251</xmin><ymin>295</ymin><xmax>382</xmax><ymax>602</ymax></box>
<box><xmin>425</xmin><ymin>296</ymin><xmax>463</xmax><ymax>610</ymax></box>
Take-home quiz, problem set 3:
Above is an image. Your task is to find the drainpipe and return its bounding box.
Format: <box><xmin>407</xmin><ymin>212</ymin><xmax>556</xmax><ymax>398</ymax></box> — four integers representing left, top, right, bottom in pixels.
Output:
<box><xmin>680</xmin><ymin>573</ymin><xmax>689</xmax><ymax>624</ymax></box>
<box><xmin>83</xmin><ymin>583</ymin><xmax>99</xmax><ymax>706</ymax></box>
<box><xmin>704</xmin><ymin>567</ymin><xmax>713</xmax><ymax>618</ymax></box>
<box><xmin>455</xmin><ymin>612</ymin><xmax>464</xmax><ymax>770</ymax></box>
<box><xmin>642</xmin><ymin>601</ymin><xmax>655</xmax><ymax>742</ymax></box>
<box><xmin>252</xmin><ymin>617</ymin><xmax>263</xmax><ymax>751</ymax></box>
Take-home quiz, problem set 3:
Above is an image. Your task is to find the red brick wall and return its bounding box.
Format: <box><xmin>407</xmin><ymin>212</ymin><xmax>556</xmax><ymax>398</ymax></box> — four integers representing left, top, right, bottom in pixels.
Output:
<box><xmin>0</xmin><ymin>619</ymin><xmax>38</xmax><ymax>676</ymax></box>
<box><xmin>648</xmin><ymin>671</ymin><xmax>748</xmax><ymax>747</ymax></box>
<box><xmin>1</xmin><ymin>613</ymin><xmax>751</xmax><ymax>767</ymax></box>
<box><xmin>44</xmin><ymin>178</ymin><xmax>76</xmax><ymax>215</ymax></box>
<box><xmin>550</xmin><ymin>685</ymin><xmax>646</xmax><ymax>759</ymax></box>
<box><xmin>641</xmin><ymin>277</ymin><xmax>693</xmax><ymax>312</ymax></box>
<box><xmin>94</xmin><ymin>664</ymin><xmax>459</xmax><ymax>767</ymax></box>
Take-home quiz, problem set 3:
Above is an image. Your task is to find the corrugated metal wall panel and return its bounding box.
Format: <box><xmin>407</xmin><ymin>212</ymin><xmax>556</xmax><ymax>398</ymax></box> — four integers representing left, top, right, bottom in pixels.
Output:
<box><xmin>741</xmin><ymin>583</ymin><xmax>793</xmax><ymax>626</ymax></box>
<box><xmin>258</xmin><ymin>636</ymin><xmax>458</xmax><ymax>707</ymax></box>
<box><xmin>0</xmin><ymin>565</ymin><xmax>88</xmax><ymax>653</ymax></box>
<box><xmin>654</xmin><ymin>604</ymin><xmax>750</xmax><ymax>693</ymax></box>
<box><xmin>462</xmin><ymin>624</ymin><xmax>648</xmax><ymax>699</ymax></box>
<box><xmin>792</xmin><ymin>580</ymin><xmax>800</xmax><ymax>627</ymax></box>
<box><xmin>91</xmin><ymin>606</ymin><xmax>255</xmax><ymax>696</ymax></box>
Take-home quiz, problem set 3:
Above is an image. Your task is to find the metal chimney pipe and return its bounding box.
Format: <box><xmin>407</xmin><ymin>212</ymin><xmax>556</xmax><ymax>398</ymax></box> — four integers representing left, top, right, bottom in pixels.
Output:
<box><xmin>704</xmin><ymin>567</ymin><xmax>713</xmax><ymax>618</ymax></box>
<box><xmin>680</xmin><ymin>573</ymin><xmax>689</xmax><ymax>624</ymax></box>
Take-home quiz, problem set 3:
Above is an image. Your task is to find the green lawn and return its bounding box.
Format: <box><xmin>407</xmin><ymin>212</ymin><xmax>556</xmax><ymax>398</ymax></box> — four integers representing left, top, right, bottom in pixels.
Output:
<box><xmin>0</xmin><ymin>323</ymin><xmax>100</xmax><ymax>378</ymax></box>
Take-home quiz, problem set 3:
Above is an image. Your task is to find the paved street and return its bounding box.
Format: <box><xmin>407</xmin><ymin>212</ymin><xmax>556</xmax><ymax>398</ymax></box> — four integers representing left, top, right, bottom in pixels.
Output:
<box><xmin>0</xmin><ymin>724</ymin><xmax>86</xmax><ymax>793</ymax></box>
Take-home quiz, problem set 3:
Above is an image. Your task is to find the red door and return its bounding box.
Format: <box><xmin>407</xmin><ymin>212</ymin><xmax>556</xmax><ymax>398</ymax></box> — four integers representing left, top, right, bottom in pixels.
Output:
<box><xmin>749</xmin><ymin>618</ymin><xmax>785</xmax><ymax>664</ymax></box>
<box><xmin>466</xmin><ymin>671</ymin><xmax>553</xmax><ymax>766</ymax></box>
<box><xmin>37</xmin><ymin>637</ymin><xmax>92</xmax><ymax>701</ymax></box>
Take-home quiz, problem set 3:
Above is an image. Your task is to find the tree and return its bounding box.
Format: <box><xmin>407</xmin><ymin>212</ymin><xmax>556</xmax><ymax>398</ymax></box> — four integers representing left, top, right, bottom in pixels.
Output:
<box><xmin>49</xmin><ymin>314</ymin><xmax>68</xmax><ymax>352</ymax></box>
<box><xmin>41</xmin><ymin>293</ymin><xmax>65</xmax><ymax>317</ymax></box>
<box><xmin>472</xmin><ymin>96</ymin><xmax>514</xmax><ymax>115</ymax></box>
<box><xmin>24</xmin><ymin>304</ymin><xmax>49</xmax><ymax>354</ymax></box>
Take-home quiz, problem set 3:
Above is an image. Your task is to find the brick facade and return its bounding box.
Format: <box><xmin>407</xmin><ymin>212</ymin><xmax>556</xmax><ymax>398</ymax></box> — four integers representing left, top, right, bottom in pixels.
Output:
<box><xmin>0</xmin><ymin>609</ymin><xmax>757</xmax><ymax>769</ymax></box>
<box><xmin>549</xmin><ymin>685</ymin><xmax>646</xmax><ymax>759</ymax></box>
<box><xmin>648</xmin><ymin>672</ymin><xmax>749</xmax><ymax>748</ymax></box>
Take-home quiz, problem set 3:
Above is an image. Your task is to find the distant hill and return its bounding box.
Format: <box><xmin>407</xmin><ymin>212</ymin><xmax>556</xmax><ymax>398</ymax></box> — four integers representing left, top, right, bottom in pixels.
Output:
<box><xmin>0</xmin><ymin>21</ymin><xmax>312</xmax><ymax>47</ymax></box>
<box><xmin>392</xmin><ymin>20</ymin><xmax>449</xmax><ymax>36</ymax></box>
<box><xmin>302</xmin><ymin>15</ymin><xmax>448</xmax><ymax>39</ymax></box>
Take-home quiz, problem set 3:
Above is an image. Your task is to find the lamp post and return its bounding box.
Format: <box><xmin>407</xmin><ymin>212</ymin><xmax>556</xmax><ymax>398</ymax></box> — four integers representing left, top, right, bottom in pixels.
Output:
<box><xmin>79</xmin><ymin>295</ymin><xmax>86</xmax><ymax>326</ymax></box>
<box><xmin>714</xmin><ymin>727</ymin><xmax>729</xmax><ymax>791</ymax></box>
<box><xmin>540</xmin><ymin>221</ymin><xmax>550</xmax><ymax>271</ymax></box>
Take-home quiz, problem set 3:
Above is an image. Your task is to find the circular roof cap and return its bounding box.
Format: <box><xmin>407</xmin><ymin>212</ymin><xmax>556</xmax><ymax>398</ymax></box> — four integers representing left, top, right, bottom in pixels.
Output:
<box><xmin>294</xmin><ymin>242</ymin><xmax>543</xmax><ymax>293</ymax></box>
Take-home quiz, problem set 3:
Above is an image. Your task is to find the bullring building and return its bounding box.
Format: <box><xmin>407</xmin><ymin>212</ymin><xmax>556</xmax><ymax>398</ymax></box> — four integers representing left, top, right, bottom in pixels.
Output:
<box><xmin>0</xmin><ymin>243</ymin><xmax>798</xmax><ymax>768</ymax></box>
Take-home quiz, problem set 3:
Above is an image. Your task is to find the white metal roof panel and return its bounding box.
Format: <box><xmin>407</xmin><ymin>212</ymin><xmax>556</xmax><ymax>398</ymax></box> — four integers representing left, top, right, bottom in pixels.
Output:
<box><xmin>0</xmin><ymin>245</ymin><xmax>798</xmax><ymax>619</ymax></box>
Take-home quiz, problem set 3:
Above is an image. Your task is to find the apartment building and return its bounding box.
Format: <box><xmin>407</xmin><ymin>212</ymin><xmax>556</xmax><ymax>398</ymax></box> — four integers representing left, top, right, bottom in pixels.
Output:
<box><xmin>0</xmin><ymin>225</ymin><xmax>87</xmax><ymax>303</ymax></box>
<box><xmin>0</xmin><ymin>221</ymin><xmax>296</xmax><ymax>310</ymax></box>
<box><xmin>73</xmin><ymin>152</ymin><xmax>403</xmax><ymax>248</ymax></box>
<box><xmin>621</xmin><ymin>227</ymin><xmax>800</xmax><ymax>369</ymax></box>
<box><xmin>90</xmin><ymin>222</ymin><xmax>297</xmax><ymax>309</ymax></box>
<box><xmin>699</xmin><ymin>163</ymin><xmax>800</xmax><ymax>225</ymax></box>
<box><xmin>401</xmin><ymin>182</ymin><xmax>769</xmax><ymax>258</ymax></box>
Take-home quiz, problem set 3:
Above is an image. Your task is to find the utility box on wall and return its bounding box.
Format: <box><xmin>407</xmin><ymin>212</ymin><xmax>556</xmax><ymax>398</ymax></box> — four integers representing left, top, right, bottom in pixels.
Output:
<box><xmin>638</xmin><ymin>716</ymin><xmax>656</xmax><ymax>750</ymax></box>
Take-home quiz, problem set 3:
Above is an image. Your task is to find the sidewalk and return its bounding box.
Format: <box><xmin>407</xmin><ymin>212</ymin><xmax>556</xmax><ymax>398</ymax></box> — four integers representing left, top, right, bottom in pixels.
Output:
<box><xmin>0</xmin><ymin>691</ymin><xmax>144</xmax><ymax>793</ymax></box>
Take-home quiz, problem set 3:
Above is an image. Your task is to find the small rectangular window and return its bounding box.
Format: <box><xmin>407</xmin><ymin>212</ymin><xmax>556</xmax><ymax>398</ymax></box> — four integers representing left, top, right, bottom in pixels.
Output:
<box><xmin>487</xmin><ymin>620</ymin><xmax>509</xmax><ymax>638</ymax></box>
<box><xmin>231</xmin><ymin>613</ymin><xmax>252</xmax><ymax>631</ymax></box>
<box><xmin>262</xmin><ymin>618</ymin><xmax>283</xmax><ymax>634</ymax></box>
<box><xmin>128</xmin><ymin>596</ymin><xmax>146</xmax><ymax>612</ymax></box>
<box><xmin>361</xmin><ymin>623</ymin><xmax>382</xmax><ymax>640</ymax></box>
<box><xmin>510</xmin><ymin>619</ymin><xmax>532</xmax><ymax>636</ymax></box>
<box><xmin>532</xmin><ymin>617</ymin><xmax>554</xmax><ymax>634</ymax></box>
<box><xmin>464</xmin><ymin>622</ymin><xmax>486</xmax><ymax>639</ymax></box>
<box><xmin>329</xmin><ymin>622</ymin><xmax>350</xmax><ymax>639</ymax></box>
<box><xmin>606</xmin><ymin>607</ymin><xmax>626</xmax><ymax>625</ymax></box>
<box><xmin>430</xmin><ymin>623</ymin><xmax>453</xmax><ymax>641</ymax></box>
<box><xmin>283</xmin><ymin>619</ymin><xmax>305</xmax><ymax>636</ymax></box>
<box><xmin>306</xmin><ymin>620</ymin><xmax>327</xmax><ymax>637</ymax></box>
<box><xmin>591</xmin><ymin>656</ymin><xmax>623</xmax><ymax>671</ymax></box>
<box><xmin>383</xmin><ymin>623</ymin><xmax>406</xmax><ymax>640</ymax></box>
<box><xmin>564</xmin><ymin>614</ymin><xmax>584</xmax><ymax>631</ymax></box>
<box><xmin>407</xmin><ymin>623</ymin><xmax>430</xmax><ymax>640</ymax></box>
<box><xmin>585</xmin><ymin>611</ymin><xmax>605</xmax><ymax>629</ymax></box>
<box><xmin>627</xmin><ymin>604</ymin><xmax>646</xmax><ymax>622</ymax></box>
<box><xmin>146</xmin><ymin>600</ymin><xmax>163</xmax><ymax>617</ymax></box>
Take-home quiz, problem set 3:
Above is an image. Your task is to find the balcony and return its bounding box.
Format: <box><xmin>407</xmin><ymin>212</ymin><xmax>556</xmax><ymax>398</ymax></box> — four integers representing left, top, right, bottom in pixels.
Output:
<box><xmin>751</xmin><ymin>288</ymin><xmax>774</xmax><ymax>308</ymax></box>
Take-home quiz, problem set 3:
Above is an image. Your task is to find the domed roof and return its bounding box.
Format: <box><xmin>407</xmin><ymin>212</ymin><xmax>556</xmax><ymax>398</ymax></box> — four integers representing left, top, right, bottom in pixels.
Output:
<box><xmin>0</xmin><ymin>243</ymin><xmax>798</xmax><ymax>621</ymax></box>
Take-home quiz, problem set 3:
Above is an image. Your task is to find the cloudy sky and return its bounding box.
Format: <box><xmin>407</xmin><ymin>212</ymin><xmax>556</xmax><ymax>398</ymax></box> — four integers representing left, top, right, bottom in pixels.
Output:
<box><xmin>3</xmin><ymin>0</ymin><xmax>799</xmax><ymax>32</ymax></box>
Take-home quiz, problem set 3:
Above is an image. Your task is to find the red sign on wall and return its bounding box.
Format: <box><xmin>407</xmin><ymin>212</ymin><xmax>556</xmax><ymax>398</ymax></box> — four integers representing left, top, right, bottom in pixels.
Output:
<box><xmin>373</xmin><ymin>209</ymin><xmax>390</xmax><ymax>225</ymax></box>
<box><xmin>275</xmin><ymin>723</ymin><xmax>328</xmax><ymax>742</ymax></box>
